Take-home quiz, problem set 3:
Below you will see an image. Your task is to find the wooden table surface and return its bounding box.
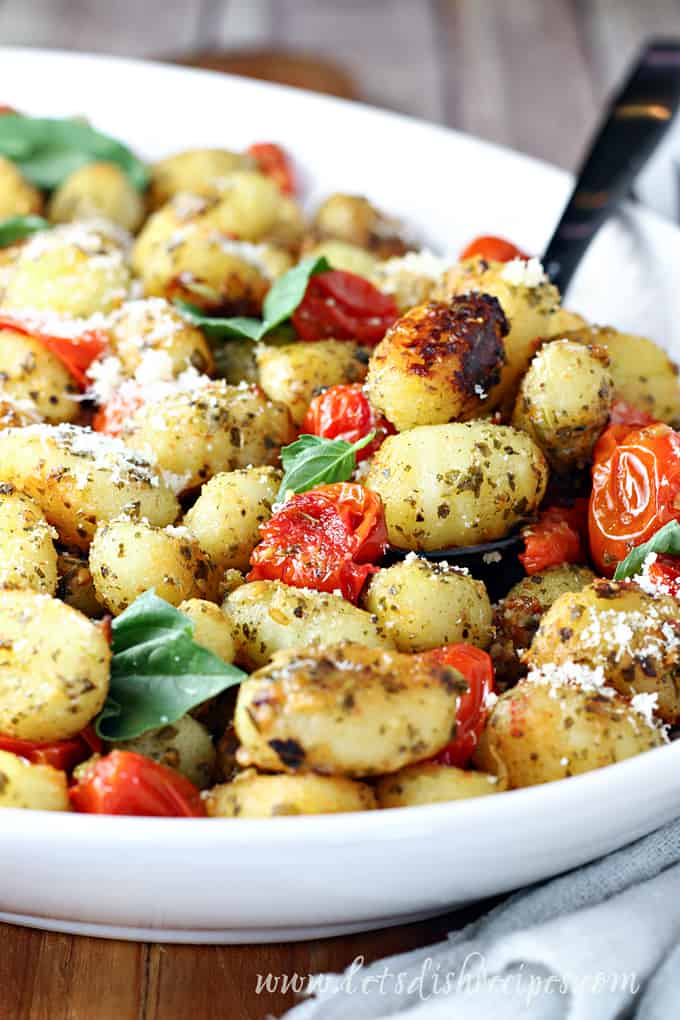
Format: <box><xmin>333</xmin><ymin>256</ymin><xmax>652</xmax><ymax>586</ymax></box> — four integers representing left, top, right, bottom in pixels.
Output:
<box><xmin>2</xmin><ymin>1</ymin><xmax>680</xmax><ymax>1018</ymax></box>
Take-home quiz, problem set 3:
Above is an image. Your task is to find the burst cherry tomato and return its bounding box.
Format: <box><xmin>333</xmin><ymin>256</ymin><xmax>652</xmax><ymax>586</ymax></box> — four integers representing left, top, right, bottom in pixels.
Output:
<box><xmin>426</xmin><ymin>645</ymin><xmax>495</xmax><ymax>768</ymax></box>
<box><xmin>0</xmin><ymin>726</ymin><xmax>101</xmax><ymax>773</ymax></box>
<box><xmin>247</xmin><ymin>142</ymin><xmax>296</xmax><ymax>195</ymax></box>
<box><xmin>301</xmin><ymin>384</ymin><xmax>395</xmax><ymax>461</ymax></box>
<box><xmin>292</xmin><ymin>270</ymin><xmax>399</xmax><ymax>345</ymax></box>
<box><xmin>519</xmin><ymin>500</ymin><xmax>588</xmax><ymax>575</ymax></box>
<box><xmin>248</xmin><ymin>482</ymin><xmax>388</xmax><ymax>603</ymax></box>
<box><xmin>589</xmin><ymin>422</ymin><xmax>680</xmax><ymax>576</ymax></box>
<box><xmin>0</xmin><ymin>314</ymin><xmax>107</xmax><ymax>389</ymax></box>
<box><xmin>92</xmin><ymin>385</ymin><xmax>145</xmax><ymax>438</ymax></box>
<box><xmin>459</xmin><ymin>235</ymin><xmax>528</xmax><ymax>262</ymax></box>
<box><xmin>69</xmin><ymin>750</ymin><xmax>206</xmax><ymax>816</ymax></box>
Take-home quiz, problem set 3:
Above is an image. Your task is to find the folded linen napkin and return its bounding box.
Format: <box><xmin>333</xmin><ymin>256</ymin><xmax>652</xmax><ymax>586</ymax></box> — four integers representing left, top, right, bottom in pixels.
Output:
<box><xmin>281</xmin><ymin>818</ymin><xmax>680</xmax><ymax>1020</ymax></box>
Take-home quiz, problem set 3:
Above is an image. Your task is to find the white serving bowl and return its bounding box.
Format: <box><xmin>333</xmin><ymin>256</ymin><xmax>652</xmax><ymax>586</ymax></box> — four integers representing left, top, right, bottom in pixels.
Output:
<box><xmin>0</xmin><ymin>47</ymin><xmax>679</xmax><ymax>944</ymax></box>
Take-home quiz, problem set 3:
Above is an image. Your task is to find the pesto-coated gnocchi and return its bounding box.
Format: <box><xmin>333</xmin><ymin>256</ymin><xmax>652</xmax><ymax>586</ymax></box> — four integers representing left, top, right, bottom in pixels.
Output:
<box><xmin>178</xmin><ymin>598</ymin><xmax>235</xmax><ymax>664</ymax></box>
<box><xmin>121</xmin><ymin>380</ymin><xmax>293</xmax><ymax>492</ymax></box>
<box><xmin>0</xmin><ymin>750</ymin><xmax>69</xmax><ymax>811</ymax></box>
<box><xmin>365</xmin><ymin>294</ymin><xmax>508</xmax><ymax>430</ymax></box>
<box><xmin>113</xmin><ymin>715</ymin><xmax>216</xmax><ymax>789</ymax></box>
<box><xmin>474</xmin><ymin>674</ymin><xmax>665</xmax><ymax>788</ymax></box>
<box><xmin>365</xmin><ymin>421</ymin><xmax>548</xmax><ymax>550</ymax></box>
<box><xmin>512</xmin><ymin>339</ymin><xmax>613</xmax><ymax>471</ymax></box>
<box><xmin>490</xmin><ymin>564</ymin><xmax>596</xmax><ymax>687</ymax></box>
<box><xmin>0</xmin><ymin>424</ymin><xmax>179</xmax><ymax>550</ymax></box>
<box><xmin>526</xmin><ymin>580</ymin><xmax>680</xmax><ymax>724</ymax></box>
<box><xmin>0</xmin><ymin>326</ymin><xmax>80</xmax><ymax>423</ymax></box>
<box><xmin>206</xmin><ymin>769</ymin><xmax>377</xmax><ymax>817</ymax></box>
<box><xmin>0</xmin><ymin>590</ymin><xmax>110</xmax><ymax>741</ymax></box>
<box><xmin>90</xmin><ymin>515</ymin><xmax>218</xmax><ymax>613</ymax></box>
<box><xmin>183</xmin><ymin>466</ymin><xmax>280</xmax><ymax>572</ymax></box>
<box><xmin>108</xmin><ymin>298</ymin><xmax>213</xmax><ymax>377</ymax></box>
<box><xmin>3</xmin><ymin>222</ymin><xmax>131</xmax><ymax>316</ymax></box>
<box><xmin>376</xmin><ymin>762</ymin><xmax>503</xmax><ymax>807</ymax></box>
<box><xmin>0</xmin><ymin>487</ymin><xmax>57</xmax><ymax>594</ymax></box>
<box><xmin>235</xmin><ymin>642</ymin><xmax>465</xmax><ymax>776</ymax></box>
<box><xmin>564</xmin><ymin>326</ymin><xmax>680</xmax><ymax>425</ymax></box>
<box><xmin>256</xmin><ymin>340</ymin><xmax>369</xmax><ymax>424</ymax></box>
<box><xmin>363</xmin><ymin>556</ymin><xmax>493</xmax><ymax>652</ymax></box>
<box><xmin>48</xmin><ymin>161</ymin><xmax>145</xmax><ymax>233</ymax></box>
<box><xmin>148</xmin><ymin>148</ymin><xmax>254</xmax><ymax>209</ymax></box>
<box><xmin>0</xmin><ymin>156</ymin><xmax>43</xmax><ymax>219</ymax></box>
<box><xmin>225</xmin><ymin>581</ymin><xmax>393</xmax><ymax>669</ymax></box>
<box><xmin>437</xmin><ymin>256</ymin><xmax>560</xmax><ymax>407</ymax></box>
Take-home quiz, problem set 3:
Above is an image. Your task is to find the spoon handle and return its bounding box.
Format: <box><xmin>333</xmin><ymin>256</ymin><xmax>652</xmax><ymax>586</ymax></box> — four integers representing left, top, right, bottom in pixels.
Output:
<box><xmin>543</xmin><ymin>38</ymin><xmax>680</xmax><ymax>294</ymax></box>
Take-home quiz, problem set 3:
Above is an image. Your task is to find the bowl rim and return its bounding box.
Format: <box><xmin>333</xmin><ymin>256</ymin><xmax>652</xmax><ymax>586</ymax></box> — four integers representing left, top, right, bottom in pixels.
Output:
<box><xmin>0</xmin><ymin>45</ymin><xmax>678</xmax><ymax>839</ymax></box>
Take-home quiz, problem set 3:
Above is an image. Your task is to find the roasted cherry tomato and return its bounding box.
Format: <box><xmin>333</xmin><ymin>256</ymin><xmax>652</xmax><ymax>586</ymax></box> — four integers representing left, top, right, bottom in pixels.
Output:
<box><xmin>92</xmin><ymin>385</ymin><xmax>145</xmax><ymax>438</ymax></box>
<box><xmin>0</xmin><ymin>106</ymin><xmax>15</xmax><ymax>115</ymax></box>
<box><xmin>247</xmin><ymin>142</ymin><xmax>296</xmax><ymax>195</ymax></box>
<box><xmin>292</xmin><ymin>270</ymin><xmax>399</xmax><ymax>345</ymax></box>
<box><xmin>646</xmin><ymin>554</ymin><xmax>680</xmax><ymax>597</ymax></box>
<box><xmin>301</xmin><ymin>383</ymin><xmax>395</xmax><ymax>461</ymax></box>
<box><xmin>519</xmin><ymin>500</ymin><xmax>588</xmax><ymax>576</ymax></box>
<box><xmin>589</xmin><ymin>422</ymin><xmax>680</xmax><ymax>576</ymax></box>
<box><xmin>69</xmin><ymin>750</ymin><xmax>206</xmax><ymax>817</ymax></box>
<box><xmin>426</xmin><ymin>645</ymin><xmax>495</xmax><ymax>768</ymax></box>
<box><xmin>0</xmin><ymin>726</ymin><xmax>101</xmax><ymax>773</ymax></box>
<box><xmin>608</xmin><ymin>398</ymin><xmax>656</xmax><ymax>429</ymax></box>
<box><xmin>0</xmin><ymin>313</ymin><xmax>107</xmax><ymax>389</ymax></box>
<box><xmin>459</xmin><ymin>235</ymin><xmax>528</xmax><ymax>263</ymax></box>
<box><xmin>248</xmin><ymin>482</ymin><xmax>388</xmax><ymax>603</ymax></box>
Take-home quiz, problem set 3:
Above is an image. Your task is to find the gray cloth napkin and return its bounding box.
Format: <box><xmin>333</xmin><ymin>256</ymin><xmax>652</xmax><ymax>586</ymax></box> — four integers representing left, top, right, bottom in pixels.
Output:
<box><xmin>281</xmin><ymin>818</ymin><xmax>680</xmax><ymax>1020</ymax></box>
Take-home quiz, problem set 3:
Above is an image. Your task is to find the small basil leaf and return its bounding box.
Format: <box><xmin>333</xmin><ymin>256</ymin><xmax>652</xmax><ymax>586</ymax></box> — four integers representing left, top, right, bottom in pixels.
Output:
<box><xmin>261</xmin><ymin>255</ymin><xmax>330</xmax><ymax>331</ymax></box>
<box><xmin>0</xmin><ymin>214</ymin><xmax>49</xmax><ymax>247</ymax></box>
<box><xmin>173</xmin><ymin>255</ymin><xmax>330</xmax><ymax>343</ymax></box>
<box><xmin>0</xmin><ymin>115</ymin><xmax>148</xmax><ymax>191</ymax></box>
<box><xmin>614</xmin><ymin>520</ymin><xmax>680</xmax><ymax>580</ymax></box>
<box><xmin>96</xmin><ymin>590</ymin><xmax>246</xmax><ymax>741</ymax></box>
<box><xmin>173</xmin><ymin>300</ymin><xmax>263</xmax><ymax>341</ymax></box>
<box><xmin>277</xmin><ymin>431</ymin><xmax>375</xmax><ymax>501</ymax></box>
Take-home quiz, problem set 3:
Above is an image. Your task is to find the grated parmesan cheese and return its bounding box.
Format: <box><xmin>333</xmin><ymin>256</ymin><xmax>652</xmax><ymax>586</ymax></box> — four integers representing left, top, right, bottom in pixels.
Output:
<box><xmin>500</xmin><ymin>256</ymin><xmax>547</xmax><ymax>288</ymax></box>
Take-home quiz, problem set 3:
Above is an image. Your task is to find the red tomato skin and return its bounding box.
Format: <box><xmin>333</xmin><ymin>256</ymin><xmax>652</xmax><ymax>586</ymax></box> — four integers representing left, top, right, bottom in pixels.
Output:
<box><xmin>247</xmin><ymin>142</ymin><xmax>296</xmax><ymax>195</ymax></box>
<box><xmin>69</xmin><ymin>751</ymin><xmax>206</xmax><ymax>817</ymax></box>
<box><xmin>424</xmin><ymin>645</ymin><xmax>495</xmax><ymax>768</ymax></box>
<box><xmin>0</xmin><ymin>726</ymin><xmax>101</xmax><ymax>772</ymax></box>
<box><xmin>301</xmin><ymin>384</ymin><xmax>395</xmax><ymax>461</ymax></box>
<box><xmin>519</xmin><ymin>501</ymin><xmax>588</xmax><ymax>575</ymax></box>
<box><xmin>248</xmin><ymin>482</ymin><xmax>388</xmax><ymax>603</ymax></box>
<box><xmin>0</xmin><ymin>314</ymin><xmax>107</xmax><ymax>389</ymax></box>
<box><xmin>292</xmin><ymin>270</ymin><xmax>399</xmax><ymax>344</ymax></box>
<box><xmin>589</xmin><ymin>423</ymin><xmax>680</xmax><ymax>576</ymax></box>
<box><xmin>459</xmin><ymin>235</ymin><xmax>528</xmax><ymax>263</ymax></box>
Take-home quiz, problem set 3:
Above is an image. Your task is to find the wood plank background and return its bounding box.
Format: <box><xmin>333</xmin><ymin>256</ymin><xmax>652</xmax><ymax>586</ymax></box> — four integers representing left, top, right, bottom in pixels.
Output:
<box><xmin>1</xmin><ymin>2</ymin><xmax>680</xmax><ymax>1018</ymax></box>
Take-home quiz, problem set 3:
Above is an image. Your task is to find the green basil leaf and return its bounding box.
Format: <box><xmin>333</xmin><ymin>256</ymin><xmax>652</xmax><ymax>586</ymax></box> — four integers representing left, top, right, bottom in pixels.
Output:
<box><xmin>96</xmin><ymin>590</ymin><xmax>245</xmax><ymax>741</ymax></box>
<box><xmin>0</xmin><ymin>214</ymin><xmax>49</xmax><ymax>247</ymax></box>
<box><xmin>173</xmin><ymin>300</ymin><xmax>263</xmax><ymax>342</ymax></box>
<box><xmin>277</xmin><ymin>431</ymin><xmax>375</xmax><ymax>501</ymax></box>
<box><xmin>260</xmin><ymin>255</ymin><xmax>330</xmax><ymax>331</ymax></box>
<box><xmin>614</xmin><ymin>520</ymin><xmax>680</xmax><ymax>581</ymax></box>
<box><xmin>0</xmin><ymin>115</ymin><xmax>148</xmax><ymax>191</ymax></box>
<box><xmin>173</xmin><ymin>255</ymin><xmax>330</xmax><ymax>343</ymax></box>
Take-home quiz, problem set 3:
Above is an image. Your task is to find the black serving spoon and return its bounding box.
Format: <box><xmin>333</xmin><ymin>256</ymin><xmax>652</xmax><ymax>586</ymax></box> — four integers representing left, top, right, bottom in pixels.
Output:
<box><xmin>543</xmin><ymin>37</ymin><xmax>680</xmax><ymax>293</ymax></box>
<box><xmin>388</xmin><ymin>38</ymin><xmax>680</xmax><ymax>586</ymax></box>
